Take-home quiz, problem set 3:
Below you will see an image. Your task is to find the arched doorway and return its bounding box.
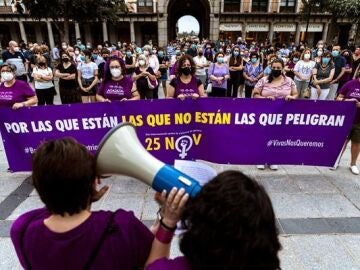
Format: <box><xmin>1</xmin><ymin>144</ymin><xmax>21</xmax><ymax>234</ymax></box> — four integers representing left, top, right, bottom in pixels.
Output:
<box><xmin>177</xmin><ymin>15</ymin><xmax>200</xmax><ymax>37</ymax></box>
<box><xmin>167</xmin><ymin>0</ymin><xmax>210</xmax><ymax>41</ymax></box>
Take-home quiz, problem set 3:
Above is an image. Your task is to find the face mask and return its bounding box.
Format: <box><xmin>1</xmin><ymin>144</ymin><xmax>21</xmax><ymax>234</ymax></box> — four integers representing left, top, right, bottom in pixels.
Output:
<box><xmin>332</xmin><ymin>51</ymin><xmax>339</xmax><ymax>57</ymax></box>
<box><xmin>75</xmin><ymin>50</ymin><xmax>80</xmax><ymax>55</ymax></box>
<box><xmin>86</xmin><ymin>45</ymin><xmax>91</xmax><ymax>49</ymax></box>
<box><xmin>1</xmin><ymin>72</ymin><xmax>14</xmax><ymax>81</ymax></box>
<box><xmin>293</xmin><ymin>58</ymin><xmax>299</xmax><ymax>62</ymax></box>
<box><xmin>181</xmin><ymin>67</ymin><xmax>191</xmax><ymax>76</ymax></box>
<box><xmin>38</xmin><ymin>62</ymin><xmax>46</xmax><ymax>66</ymax></box>
<box><xmin>110</xmin><ymin>68</ymin><xmax>121</xmax><ymax>77</ymax></box>
<box><xmin>62</xmin><ymin>45</ymin><xmax>67</xmax><ymax>50</ymax></box>
<box><xmin>80</xmin><ymin>55</ymin><xmax>85</xmax><ymax>61</ymax></box>
<box><xmin>92</xmin><ymin>54</ymin><xmax>98</xmax><ymax>60</ymax></box>
<box><xmin>14</xmin><ymin>47</ymin><xmax>20</xmax><ymax>52</ymax></box>
<box><xmin>152</xmin><ymin>50</ymin><xmax>157</xmax><ymax>54</ymax></box>
<box><xmin>158</xmin><ymin>51</ymin><xmax>164</xmax><ymax>57</ymax></box>
<box><xmin>271</xmin><ymin>69</ymin><xmax>282</xmax><ymax>77</ymax></box>
<box><xmin>219</xmin><ymin>49</ymin><xmax>224</xmax><ymax>53</ymax></box>
<box><xmin>317</xmin><ymin>51</ymin><xmax>323</xmax><ymax>57</ymax></box>
<box><xmin>322</xmin><ymin>58</ymin><xmax>330</xmax><ymax>65</ymax></box>
<box><xmin>251</xmin><ymin>58</ymin><xmax>257</xmax><ymax>63</ymax></box>
<box><xmin>198</xmin><ymin>52</ymin><xmax>203</xmax><ymax>56</ymax></box>
<box><xmin>144</xmin><ymin>51</ymin><xmax>149</xmax><ymax>56</ymax></box>
<box><xmin>304</xmin><ymin>54</ymin><xmax>311</xmax><ymax>60</ymax></box>
<box><xmin>217</xmin><ymin>57</ymin><xmax>224</xmax><ymax>63</ymax></box>
<box><xmin>139</xmin><ymin>59</ymin><xmax>146</xmax><ymax>66</ymax></box>
<box><xmin>0</xmin><ymin>60</ymin><xmax>3</xmax><ymax>65</ymax></box>
<box><xmin>244</xmin><ymin>53</ymin><xmax>250</xmax><ymax>58</ymax></box>
<box><xmin>226</xmin><ymin>50</ymin><xmax>231</xmax><ymax>54</ymax></box>
<box><xmin>126</xmin><ymin>51</ymin><xmax>132</xmax><ymax>57</ymax></box>
<box><xmin>62</xmin><ymin>57</ymin><xmax>69</xmax><ymax>62</ymax></box>
<box><xmin>233</xmin><ymin>51</ymin><xmax>239</xmax><ymax>57</ymax></box>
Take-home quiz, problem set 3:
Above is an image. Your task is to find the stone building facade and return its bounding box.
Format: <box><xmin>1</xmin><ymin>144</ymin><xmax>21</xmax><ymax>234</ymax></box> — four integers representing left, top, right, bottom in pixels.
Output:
<box><xmin>0</xmin><ymin>0</ymin><xmax>355</xmax><ymax>48</ymax></box>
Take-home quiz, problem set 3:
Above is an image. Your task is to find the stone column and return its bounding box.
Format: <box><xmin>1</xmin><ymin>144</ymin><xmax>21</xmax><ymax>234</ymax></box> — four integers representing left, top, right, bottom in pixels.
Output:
<box><xmin>322</xmin><ymin>23</ymin><xmax>329</xmax><ymax>43</ymax></box>
<box><xmin>242</xmin><ymin>23</ymin><xmax>247</xmax><ymax>40</ymax></box>
<box><xmin>295</xmin><ymin>22</ymin><xmax>301</xmax><ymax>44</ymax></box>
<box><xmin>18</xmin><ymin>20</ymin><xmax>27</xmax><ymax>44</ymax></box>
<box><xmin>157</xmin><ymin>16</ymin><xmax>167</xmax><ymax>47</ymax></box>
<box><xmin>34</xmin><ymin>23</ymin><xmax>43</xmax><ymax>43</ymax></box>
<box><xmin>75</xmin><ymin>22</ymin><xmax>81</xmax><ymax>40</ymax></box>
<box><xmin>46</xmin><ymin>21</ymin><xmax>55</xmax><ymax>49</ymax></box>
<box><xmin>268</xmin><ymin>22</ymin><xmax>274</xmax><ymax>44</ymax></box>
<box><xmin>102</xmin><ymin>21</ymin><xmax>108</xmax><ymax>42</ymax></box>
<box><xmin>130</xmin><ymin>19</ymin><xmax>135</xmax><ymax>43</ymax></box>
<box><xmin>209</xmin><ymin>15</ymin><xmax>220</xmax><ymax>41</ymax></box>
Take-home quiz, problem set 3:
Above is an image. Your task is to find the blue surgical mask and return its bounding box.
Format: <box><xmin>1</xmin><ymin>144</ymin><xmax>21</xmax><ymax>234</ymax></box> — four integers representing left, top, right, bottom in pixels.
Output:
<box><xmin>0</xmin><ymin>60</ymin><xmax>3</xmax><ymax>65</ymax></box>
<box><xmin>251</xmin><ymin>58</ymin><xmax>258</xmax><ymax>63</ymax></box>
<box><xmin>158</xmin><ymin>51</ymin><xmax>164</xmax><ymax>57</ymax></box>
<box><xmin>233</xmin><ymin>51</ymin><xmax>239</xmax><ymax>57</ymax></box>
<box><xmin>293</xmin><ymin>58</ymin><xmax>299</xmax><ymax>62</ymax></box>
<box><xmin>322</xmin><ymin>57</ymin><xmax>330</xmax><ymax>65</ymax></box>
<box><xmin>80</xmin><ymin>55</ymin><xmax>86</xmax><ymax>61</ymax></box>
<box><xmin>91</xmin><ymin>54</ymin><xmax>98</xmax><ymax>60</ymax></box>
<box><xmin>126</xmin><ymin>51</ymin><xmax>132</xmax><ymax>57</ymax></box>
<box><xmin>332</xmin><ymin>51</ymin><xmax>339</xmax><ymax>57</ymax></box>
<box><xmin>217</xmin><ymin>57</ymin><xmax>224</xmax><ymax>63</ymax></box>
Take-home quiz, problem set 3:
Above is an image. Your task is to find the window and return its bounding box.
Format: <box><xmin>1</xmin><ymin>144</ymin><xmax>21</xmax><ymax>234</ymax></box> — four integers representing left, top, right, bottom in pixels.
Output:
<box><xmin>280</xmin><ymin>0</ymin><xmax>296</xmax><ymax>12</ymax></box>
<box><xmin>224</xmin><ymin>0</ymin><xmax>240</xmax><ymax>12</ymax></box>
<box><xmin>252</xmin><ymin>0</ymin><xmax>268</xmax><ymax>12</ymax></box>
<box><xmin>137</xmin><ymin>0</ymin><xmax>153</xmax><ymax>12</ymax></box>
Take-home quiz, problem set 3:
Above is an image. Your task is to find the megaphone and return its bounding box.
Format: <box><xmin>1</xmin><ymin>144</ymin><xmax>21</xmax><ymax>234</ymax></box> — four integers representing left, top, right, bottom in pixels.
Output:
<box><xmin>96</xmin><ymin>122</ymin><xmax>201</xmax><ymax>197</ymax></box>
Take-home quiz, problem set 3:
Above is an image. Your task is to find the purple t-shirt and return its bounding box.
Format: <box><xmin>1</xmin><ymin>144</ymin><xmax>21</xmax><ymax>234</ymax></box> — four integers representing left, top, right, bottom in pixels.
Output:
<box><xmin>338</xmin><ymin>79</ymin><xmax>360</xmax><ymax>124</ymax></box>
<box><xmin>146</xmin><ymin>256</ymin><xmax>191</xmax><ymax>270</ymax></box>
<box><xmin>11</xmin><ymin>208</ymin><xmax>154</xmax><ymax>270</ymax></box>
<box><xmin>97</xmin><ymin>76</ymin><xmax>133</xmax><ymax>101</ymax></box>
<box><xmin>208</xmin><ymin>63</ymin><xmax>230</xmax><ymax>89</ymax></box>
<box><xmin>170</xmin><ymin>76</ymin><xmax>202</xmax><ymax>98</ymax></box>
<box><xmin>0</xmin><ymin>80</ymin><xmax>35</xmax><ymax>107</ymax></box>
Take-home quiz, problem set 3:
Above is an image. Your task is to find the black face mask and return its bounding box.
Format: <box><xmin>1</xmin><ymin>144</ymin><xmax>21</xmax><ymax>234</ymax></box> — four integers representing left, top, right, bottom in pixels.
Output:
<box><xmin>39</xmin><ymin>62</ymin><xmax>46</xmax><ymax>66</ymax></box>
<box><xmin>198</xmin><ymin>52</ymin><xmax>203</xmax><ymax>56</ymax></box>
<box><xmin>62</xmin><ymin>58</ymin><xmax>69</xmax><ymax>63</ymax></box>
<box><xmin>271</xmin><ymin>69</ymin><xmax>282</xmax><ymax>78</ymax></box>
<box><xmin>181</xmin><ymin>67</ymin><xmax>191</xmax><ymax>76</ymax></box>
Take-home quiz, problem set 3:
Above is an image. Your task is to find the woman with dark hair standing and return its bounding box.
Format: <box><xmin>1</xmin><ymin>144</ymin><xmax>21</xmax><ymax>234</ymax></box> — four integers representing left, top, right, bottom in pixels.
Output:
<box><xmin>208</xmin><ymin>52</ymin><xmax>230</xmax><ymax>97</ymax></box>
<box><xmin>243</xmin><ymin>52</ymin><xmax>263</xmax><ymax>98</ymax></box>
<box><xmin>77</xmin><ymin>49</ymin><xmax>99</xmax><ymax>103</ymax></box>
<box><xmin>145</xmin><ymin>170</ymin><xmax>282</xmax><ymax>270</ymax></box>
<box><xmin>252</xmin><ymin>58</ymin><xmax>298</xmax><ymax>171</ymax></box>
<box><xmin>55</xmin><ymin>51</ymin><xmax>80</xmax><ymax>104</ymax></box>
<box><xmin>96</xmin><ymin>57</ymin><xmax>140</xmax><ymax>102</ymax></box>
<box><xmin>166</xmin><ymin>55</ymin><xmax>205</xmax><ymax>100</ymax></box>
<box><xmin>226</xmin><ymin>46</ymin><xmax>243</xmax><ymax>98</ymax></box>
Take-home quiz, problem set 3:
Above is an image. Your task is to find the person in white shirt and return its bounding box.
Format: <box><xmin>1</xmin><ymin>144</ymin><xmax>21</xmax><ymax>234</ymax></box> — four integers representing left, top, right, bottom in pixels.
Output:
<box><xmin>32</xmin><ymin>55</ymin><xmax>56</xmax><ymax>105</ymax></box>
<box><xmin>193</xmin><ymin>47</ymin><xmax>209</xmax><ymax>86</ymax></box>
<box><xmin>77</xmin><ymin>49</ymin><xmax>98</xmax><ymax>103</ymax></box>
<box><xmin>293</xmin><ymin>48</ymin><xmax>316</xmax><ymax>98</ymax></box>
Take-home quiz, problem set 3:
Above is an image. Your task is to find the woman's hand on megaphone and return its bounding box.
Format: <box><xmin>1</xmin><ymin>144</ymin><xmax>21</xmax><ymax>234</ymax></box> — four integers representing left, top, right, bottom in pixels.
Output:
<box><xmin>91</xmin><ymin>177</ymin><xmax>110</xmax><ymax>202</ymax></box>
<box><xmin>161</xmin><ymin>187</ymin><xmax>189</xmax><ymax>229</ymax></box>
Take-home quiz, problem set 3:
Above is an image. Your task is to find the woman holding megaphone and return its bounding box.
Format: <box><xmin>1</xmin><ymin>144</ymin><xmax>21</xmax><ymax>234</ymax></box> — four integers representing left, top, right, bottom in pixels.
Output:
<box><xmin>10</xmin><ymin>137</ymin><xmax>188</xmax><ymax>270</ymax></box>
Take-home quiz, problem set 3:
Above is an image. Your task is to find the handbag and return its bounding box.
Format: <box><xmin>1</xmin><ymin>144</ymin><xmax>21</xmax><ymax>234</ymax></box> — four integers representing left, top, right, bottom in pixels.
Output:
<box><xmin>147</xmin><ymin>76</ymin><xmax>158</xmax><ymax>89</ymax></box>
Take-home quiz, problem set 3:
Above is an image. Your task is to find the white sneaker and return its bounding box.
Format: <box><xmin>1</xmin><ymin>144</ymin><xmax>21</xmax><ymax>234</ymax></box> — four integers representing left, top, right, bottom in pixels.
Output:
<box><xmin>270</xmin><ymin>165</ymin><xmax>278</xmax><ymax>170</ymax></box>
<box><xmin>350</xmin><ymin>165</ymin><xmax>359</xmax><ymax>175</ymax></box>
<box><xmin>257</xmin><ymin>165</ymin><xmax>265</xmax><ymax>170</ymax></box>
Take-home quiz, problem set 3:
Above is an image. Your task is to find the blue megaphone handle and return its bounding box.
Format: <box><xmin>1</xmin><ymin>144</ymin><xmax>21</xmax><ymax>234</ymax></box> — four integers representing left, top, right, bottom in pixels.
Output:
<box><xmin>152</xmin><ymin>164</ymin><xmax>201</xmax><ymax>198</ymax></box>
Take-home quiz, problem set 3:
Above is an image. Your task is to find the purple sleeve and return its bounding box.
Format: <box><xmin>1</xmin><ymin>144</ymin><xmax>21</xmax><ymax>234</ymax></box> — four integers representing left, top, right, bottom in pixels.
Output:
<box><xmin>146</xmin><ymin>256</ymin><xmax>190</xmax><ymax>270</ymax></box>
<box><xmin>10</xmin><ymin>208</ymin><xmax>48</xmax><ymax>269</ymax></box>
<box><xmin>208</xmin><ymin>63</ymin><xmax>214</xmax><ymax>77</ymax></box>
<box><xmin>338</xmin><ymin>80</ymin><xmax>353</xmax><ymax>96</ymax></box>
<box><xmin>17</xmin><ymin>81</ymin><xmax>36</xmax><ymax>98</ymax></box>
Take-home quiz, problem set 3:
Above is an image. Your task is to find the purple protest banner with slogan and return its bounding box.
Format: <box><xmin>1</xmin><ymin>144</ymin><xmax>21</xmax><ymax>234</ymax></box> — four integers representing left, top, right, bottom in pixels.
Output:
<box><xmin>0</xmin><ymin>98</ymin><xmax>356</xmax><ymax>172</ymax></box>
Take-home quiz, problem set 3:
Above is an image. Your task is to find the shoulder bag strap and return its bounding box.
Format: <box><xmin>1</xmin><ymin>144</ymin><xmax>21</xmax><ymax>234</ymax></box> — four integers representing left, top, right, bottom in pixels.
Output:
<box><xmin>83</xmin><ymin>212</ymin><xmax>116</xmax><ymax>270</ymax></box>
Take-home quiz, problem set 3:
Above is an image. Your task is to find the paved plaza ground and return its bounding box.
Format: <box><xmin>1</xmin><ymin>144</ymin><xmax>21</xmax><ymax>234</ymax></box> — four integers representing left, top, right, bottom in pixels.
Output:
<box><xmin>1</xmin><ymin>84</ymin><xmax>360</xmax><ymax>269</ymax></box>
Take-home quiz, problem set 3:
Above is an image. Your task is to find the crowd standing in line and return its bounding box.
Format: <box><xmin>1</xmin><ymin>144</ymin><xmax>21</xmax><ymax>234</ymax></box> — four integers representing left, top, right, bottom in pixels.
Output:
<box><xmin>0</xmin><ymin>37</ymin><xmax>359</xmax><ymax>173</ymax></box>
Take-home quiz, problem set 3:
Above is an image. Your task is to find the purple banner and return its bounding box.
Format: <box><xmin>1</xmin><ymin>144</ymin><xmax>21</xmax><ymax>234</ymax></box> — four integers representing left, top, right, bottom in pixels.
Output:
<box><xmin>0</xmin><ymin>98</ymin><xmax>356</xmax><ymax>171</ymax></box>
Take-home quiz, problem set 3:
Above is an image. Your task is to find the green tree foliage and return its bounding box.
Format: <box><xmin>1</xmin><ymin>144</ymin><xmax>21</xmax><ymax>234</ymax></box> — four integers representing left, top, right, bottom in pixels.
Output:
<box><xmin>327</xmin><ymin>0</ymin><xmax>360</xmax><ymax>26</ymax></box>
<box><xmin>22</xmin><ymin>0</ymin><xmax>127</xmax><ymax>42</ymax></box>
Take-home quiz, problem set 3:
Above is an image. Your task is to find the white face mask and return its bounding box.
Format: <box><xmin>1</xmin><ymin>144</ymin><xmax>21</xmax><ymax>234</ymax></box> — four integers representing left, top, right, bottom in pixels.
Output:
<box><xmin>143</xmin><ymin>51</ymin><xmax>149</xmax><ymax>56</ymax></box>
<box><xmin>139</xmin><ymin>59</ymin><xmax>146</xmax><ymax>66</ymax></box>
<box><xmin>110</xmin><ymin>68</ymin><xmax>121</xmax><ymax>77</ymax></box>
<box><xmin>1</xmin><ymin>72</ymin><xmax>14</xmax><ymax>82</ymax></box>
<box><xmin>317</xmin><ymin>51</ymin><xmax>323</xmax><ymax>57</ymax></box>
<box><xmin>304</xmin><ymin>54</ymin><xmax>311</xmax><ymax>60</ymax></box>
<box><xmin>62</xmin><ymin>45</ymin><xmax>67</xmax><ymax>50</ymax></box>
<box><xmin>74</xmin><ymin>50</ymin><xmax>80</xmax><ymax>55</ymax></box>
<box><xmin>13</xmin><ymin>47</ymin><xmax>20</xmax><ymax>52</ymax></box>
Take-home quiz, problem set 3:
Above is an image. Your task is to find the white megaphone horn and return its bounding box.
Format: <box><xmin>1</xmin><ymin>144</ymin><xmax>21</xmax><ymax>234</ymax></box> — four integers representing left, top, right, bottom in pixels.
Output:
<box><xmin>95</xmin><ymin>122</ymin><xmax>201</xmax><ymax>197</ymax></box>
